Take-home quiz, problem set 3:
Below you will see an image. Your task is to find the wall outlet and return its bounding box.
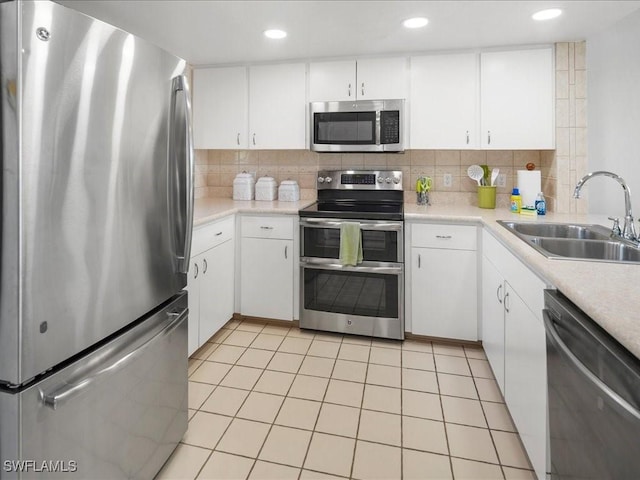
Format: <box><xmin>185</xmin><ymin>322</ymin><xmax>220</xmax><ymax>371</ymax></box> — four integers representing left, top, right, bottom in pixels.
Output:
<box><xmin>497</xmin><ymin>173</ymin><xmax>507</xmax><ymax>188</ymax></box>
<box><xmin>443</xmin><ymin>173</ymin><xmax>453</xmax><ymax>187</ymax></box>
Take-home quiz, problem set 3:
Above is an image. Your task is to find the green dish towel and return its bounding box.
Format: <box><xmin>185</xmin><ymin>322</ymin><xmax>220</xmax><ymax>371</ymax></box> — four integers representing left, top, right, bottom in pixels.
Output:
<box><xmin>339</xmin><ymin>222</ymin><xmax>363</xmax><ymax>266</ymax></box>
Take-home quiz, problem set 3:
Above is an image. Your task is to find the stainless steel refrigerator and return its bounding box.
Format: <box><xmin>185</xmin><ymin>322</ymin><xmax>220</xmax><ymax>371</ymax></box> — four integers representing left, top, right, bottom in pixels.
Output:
<box><xmin>0</xmin><ymin>1</ymin><xmax>194</xmax><ymax>478</ymax></box>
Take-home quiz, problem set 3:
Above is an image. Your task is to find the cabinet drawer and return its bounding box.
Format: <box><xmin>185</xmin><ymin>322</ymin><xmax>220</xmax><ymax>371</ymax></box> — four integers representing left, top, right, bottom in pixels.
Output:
<box><xmin>192</xmin><ymin>215</ymin><xmax>235</xmax><ymax>256</ymax></box>
<box><xmin>241</xmin><ymin>215</ymin><xmax>294</xmax><ymax>240</ymax></box>
<box><xmin>412</xmin><ymin>223</ymin><xmax>477</xmax><ymax>250</ymax></box>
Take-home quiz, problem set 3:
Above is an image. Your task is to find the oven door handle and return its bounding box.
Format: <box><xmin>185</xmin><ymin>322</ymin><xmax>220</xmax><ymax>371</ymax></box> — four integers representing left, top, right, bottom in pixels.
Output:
<box><xmin>301</xmin><ymin>259</ymin><xmax>403</xmax><ymax>275</ymax></box>
<box><xmin>299</xmin><ymin>219</ymin><xmax>403</xmax><ymax>231</ymax></box>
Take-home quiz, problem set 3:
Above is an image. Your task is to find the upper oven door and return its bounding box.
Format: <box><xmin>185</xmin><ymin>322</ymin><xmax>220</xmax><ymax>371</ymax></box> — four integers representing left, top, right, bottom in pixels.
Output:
<box><xmin>300</xmin><ymin>218</ymin><xmax>403</xmax><ymax>263</ymax></box>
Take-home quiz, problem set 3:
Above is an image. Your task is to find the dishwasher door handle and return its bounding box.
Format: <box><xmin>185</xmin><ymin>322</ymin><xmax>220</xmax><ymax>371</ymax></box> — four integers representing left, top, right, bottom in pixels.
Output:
<box><xmin>543</xmin><ymin>310</ymin><xmax>640</xmax><ymax>421</ymax></box>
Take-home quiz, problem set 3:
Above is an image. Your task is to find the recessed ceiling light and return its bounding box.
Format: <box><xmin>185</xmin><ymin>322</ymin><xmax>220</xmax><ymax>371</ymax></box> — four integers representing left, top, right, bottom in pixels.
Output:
<box><xmin>264</xmin><ymin>29</ymin><xmax>287</xmax><ymax>39</ymax></box>
<box><xmin>532</xmin><ymin>9</ymin><xmax>562</xmax><ymax>21</ymax></box>
<box><xmin>403</xmin><ymin>17</ymin><xmax>429</xmax><ymax>29</ymax></box>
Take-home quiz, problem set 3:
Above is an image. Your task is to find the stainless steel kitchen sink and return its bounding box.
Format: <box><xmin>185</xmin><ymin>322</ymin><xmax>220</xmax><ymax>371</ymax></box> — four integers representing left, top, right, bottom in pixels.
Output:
<box><xmin>497</xmin><ymin>220</ymin><xmax>640</xmax><ymax>263</ymax></box>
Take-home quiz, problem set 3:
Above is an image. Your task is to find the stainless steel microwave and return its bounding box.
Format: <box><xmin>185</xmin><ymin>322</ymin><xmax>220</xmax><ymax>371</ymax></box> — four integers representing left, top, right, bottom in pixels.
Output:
<box><xmin>310</xmin><ymin>99</ymin><xmax>404</xmax><ymax>153</ymax></box>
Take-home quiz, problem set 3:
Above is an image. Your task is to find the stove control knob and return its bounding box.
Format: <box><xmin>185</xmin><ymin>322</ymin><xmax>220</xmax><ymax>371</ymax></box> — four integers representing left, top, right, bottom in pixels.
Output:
<box><xmin>317</xmin><ymin>177</ymin><xmax>325</xmax><ymax>183</ymax></box>
<box><xmin>385</xmin><ymin>177</ymin><xmax>391</xmax><ymax>184</ymax></box>
<box><xmin>377</xmin><ymin>177</ymin><xmax>384</xmax><ymax>183</ymax></box>
<box><xmin>325</xmin><ymin>176</ymin><xmax>333</xmax><ymax>183</ymax></box>
<box><xmin>393</xmin><ymin>177</ymin><xmax>400</xmax><ymax>184</ymax></box>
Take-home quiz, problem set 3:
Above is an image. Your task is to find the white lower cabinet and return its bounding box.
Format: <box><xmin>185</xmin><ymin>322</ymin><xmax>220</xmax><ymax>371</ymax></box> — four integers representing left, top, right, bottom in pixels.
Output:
<box><xmin>409</xmin><ymin>223</ymin><xmax>478</xmax><ymax>340</ymax></box>
<box><xmin>482</xmin><ymin>228</ymin><xmax>547</xmax><ymax>480</ymax></box>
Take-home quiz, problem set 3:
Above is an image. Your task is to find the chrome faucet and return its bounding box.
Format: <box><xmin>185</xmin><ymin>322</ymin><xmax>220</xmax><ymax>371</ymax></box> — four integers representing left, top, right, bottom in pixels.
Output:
<box><xmin>573</xmin><ymin>171</ymin><xmax>638</xmax><ymax>242</ymax></box>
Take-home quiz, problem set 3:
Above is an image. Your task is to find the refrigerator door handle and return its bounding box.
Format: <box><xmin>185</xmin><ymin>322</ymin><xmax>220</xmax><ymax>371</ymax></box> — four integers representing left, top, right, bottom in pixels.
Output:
<box><xmin>169</xmin><ymin>74</ymin><xmax>195</xmax><ymax>274</ymax></box>
<box><xmin>40</xmin><ymin>307</ymin><xmax>188</xmax><ymax>410</ymax></box>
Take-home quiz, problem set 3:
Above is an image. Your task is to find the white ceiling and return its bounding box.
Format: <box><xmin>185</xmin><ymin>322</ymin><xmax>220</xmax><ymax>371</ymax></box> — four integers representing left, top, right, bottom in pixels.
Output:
<box><xmin>57</xmin><ymin>1</ymin><xmax>640</xmax><ymax>66</ymax></box>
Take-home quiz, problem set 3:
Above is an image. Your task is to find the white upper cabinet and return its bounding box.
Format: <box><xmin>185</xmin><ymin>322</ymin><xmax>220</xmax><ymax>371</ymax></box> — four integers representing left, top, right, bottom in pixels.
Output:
<box><xmin>193</xmin><ymin>67</ymin><xmax>248</xmax><ymax>150</ymax></box>
<box><xmin>410</xmin><ymin>53</ymin><xmax>479</xmax><ymax>149</ymax></box>
<box><xmin>309</xmin><ymin>57</ymin><xmax>407</xmax><ymax>102</ymax></box>
<box><xmin>249</xmin><ymin>63</ymin><xmax>307</xmax><ymax>149</ymax></box>
<box><xmin>480</xmin><ymin>47</ymin><xmax>555</xmax><ymax>149</ymax></box>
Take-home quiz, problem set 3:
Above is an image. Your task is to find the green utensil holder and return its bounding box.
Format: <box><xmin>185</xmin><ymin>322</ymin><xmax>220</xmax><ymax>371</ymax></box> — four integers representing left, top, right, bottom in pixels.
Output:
<box><xmin>478</xmin><ymin>186</ymin><xmax>497</xmax><ymax>209</ymax></box>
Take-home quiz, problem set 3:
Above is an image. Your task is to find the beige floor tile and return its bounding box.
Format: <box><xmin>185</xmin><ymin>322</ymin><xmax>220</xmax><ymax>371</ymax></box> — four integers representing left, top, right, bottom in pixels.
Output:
<box><xmin>312</xmin><ymin>332</ymin><xmax>344</xmax><ymax>343</ymax></box>
<box><xmin>402</xmin><ymin>390</ymin><xmax>443</xmax><ymax>421</ymax></box>
<box><xmin>216</xmin><ymin>418</ymin><xmax>270</xmax><ymax>457</ymax></box>
<box><xmin>155</xmin><ymin>443</ymin><xmax>211</xmax><ymax>480</ymax></box>
<box><xmin>358</xmin><ymin>409</ymin><xmax>401</xmax><ymax>446</ymax></box>
<box><xmin>451</xmin><ymin>457</ymin><xmax>504</xmax><ymax>480</ymax></box>
<box><xmin>446</xmin><ymin>423</ymin><xmax>499</xmax><ymax>464</ymax></box>
<box><xmin>236</xmin><ymin>348</ymin><xmax>274</xmax><ymax>369</ymax></box>
<box><xmin>299</xmin><ymin>356</ymin><xmax>335</xmax><ymax>378</ymax></box>
<box><xmin>183</xmin><ymin>411</ymin><xmax>232</xmax><ymax>449</ymax></box>
<box><xmin>197</xmin><ymin>451</ymin><xmax>253</xmax><ymax>480</ymax></box>
<box><xmin>314</xmin><ymin>403</ymin><xmax>360</xmax><ymax>438</ymax></box>
<box><xmin>482</xmin><ymin>402</ymin><xmax>516</xmax><ymax>432</ymax></box>
<box><xmin>362</xmin><ymin>384</ymin><xmax>401</xmax><ymax>414</ymax></box>
<box><xmin>286</xmin><ymin>329</ymin><xmax>316</xmax><ymax>340</ymax></box>
<box><xmin>188</xmin><ymin>381</ymin><xmax>215</xmax><ymax>410</ymax></box>
<box><xmin>224</xmin><ymin>319</ymin><xmax>241</xmax><ymax>330</ymax></box>
<box><xmin>210</xmin><ymin>328</ymin><xmax>232</xmax><ymax>344</ymax></box>
<box><xmin>304</xmin><ymin>432</ymin><xmax>355</xmax><ymax>477</ymax></box>
<box><xmin>324</xmin><ymin>379</ymin><xmax>364</xmax><ymax>407</ymax></box>
<box><xmin>341</xmin><ymin>335</ymin><xmax>371</xmax><ymax>346</ymax></box>
<box><xmin>254</xmin><ymin>370</ymin><xmax>295</xmax><ymax>395</ymax></box>
<box><xmin>219</xmin><ymin>365</ymin><xmax>263</xmax><ymax>390</ymax></box>
<box><xmin>402</xmin><ymin>350</ymin><xmax>435</xmax><ymax>371</ymax></box>
<box><xmin>370</xmin><ymin>338</ymin><xmax>402</xmax><ymax>350</ymax></box>
<box><xmin>464</xmin><ymin>346</ymin><xmax>488</xmax><ymax>360</ymax></box>
<box><xmin>189</xmin><ymin>361</ymin><xmax>232</xmax><ymax>385</ymax></box>
<box><xmin>206</xmin><ymin>344</ymin><xmax>245</xmax><ymax>364</ymax></box>
<box><xmin>288</xmin><ymin>375</ymin><xmax>330</xmax><ymax>401</ymax></box>
<box><xmin>337</xmin><ymin>343</ymin><xmax>370</xmax><ymax>362</ymax></box>
<box><xmin>307</xmin><ymin>340</ymin><xmax>341</xmax><ymax>358</ymax></box>
<box><xmin>275</xmin><ymin>397</ymin><xmax>321</xmax><ymax>430</ymax></box>
<box><xmin>365</xmin><ymin>363</ymin><xmax>401</xmax><ymax>388</ymax></box>
<box><xmin>261</xmin><ymin>324</ymin><xmax>291</xmax><ymax>336</ymax></box>
<box><xmin>403</xmin><ymin>450</ymin><xmax>453</xmax><ymax>480</ymax></box>
<box><xmin>492</xmin><ymin>430</ymin><xmax>532</xmax><ymax>469</ymax></box>
<box><xmin>188</xmin><ymin>358</ymin><xmax>204</xmax><ymax>377</ymax></box>
<box><xmin>236</xmin><ymin>391</ymin><xmax>284</xmax><ymax>423</ymax></box>
<box><xmin>200</xmin><ymin>386</ymin><xmax>249</xmax><ymax>416</ymax></box>
<box><xmin>503</xmin><ymin>466</ymin><xmax>536</xmax><ymax>479</ymax></box>
<box><xmin>188</xmin><ymin>409</ymin><xmax>197</xmax><ymax>421</ymax></box>
<box><xmin>331</xmin><ymin>359</ymin><xmax>367</xmax><ymax>383</ymax></box>
<box><xmin>441</xmin><ymin>396</ymin><xmax>487</xmax><ymax>428</ymax></box>
<box><xmin>402</xmin><ymin>340</ymin><xmax>433</xmax><ymax>353</ymax></box>
<box><xmin>402</xmin><ymin>416</ymin><xmax>449</xmax><ymax>455</ymax></box>
<box><xmin>435</xmin><ymin>354</ymin><xmax>471</xmax><ymax>376</ymax></box>
<box><xmin>249</xmin><ymin>461</ymin><xmax>300</xmax><ymax>480</ymax></box>
<box><xmin>433</xmin><ymin>343</ymin><xmax>466</xmax><ymax>357</ymax></box>
<box><xmin>438</xmin><ymin>372</ymin><xmax>479</xmax><ymax>399</ymax></box>
<box><xmin>266</xmin><ymin>352</ymin><xmax>304</xmax><ymax>374</ymax></box>
<box><xmin>352</xmin><ymin>440</ymin><xmax>401</xmax><ymax>480</ymax></box>
<box><xmin>191</xmin><ymin>342</ymin><xmax>218</xmax><ymax>361</ymax></box>
<box><xmin>475</xmin><ymin>378</ymin><xmax>504</xmax><ymax>403</ymax></box>
<box><xmin>469</xmin><ymin>358</ymin><xmax>496</xmax><ymax>379</ymax></box>
<box><xmin>402</xmin><ymin>368</ymin><xmax>439</xmax><ymax>393</ymax></box>
<box><xmin>300</xmin><ymin>470</ymin><xmax>344</xmax><ymax>479</ymax></box>
<box><xmin>223</xmin><ymin>330</ymin><xmax>259</xmax><ymax>347</ymax></box>
<box><xmin>250</xmin><ymin>333</ymin><xmax>285</xmax><ymax>351</ymax></box>
<box><xmin>258</xmin><ymin>425</ymin><xmax>312</xmax><ymax>467</ymax></box>
<box><xmin>368</xmin><ymin>346</ymin><xmax>401</xmax><ymax>366</ymax></box>
<box><xmin>278</xmin><ymin>336</ymin><xmax>313</xmax><ymax>354</ymax></box>
<box><xmin>236</xmin><ymin>321</ymin><xmax>265</xmax><ymax>333</ymax></box>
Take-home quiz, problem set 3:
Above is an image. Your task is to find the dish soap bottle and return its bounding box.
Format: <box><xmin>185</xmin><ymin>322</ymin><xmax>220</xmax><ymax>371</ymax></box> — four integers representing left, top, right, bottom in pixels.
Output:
<box><xmin>535</xmin><ymin>192</ymin><xmax>547</xmax><ymax>215</ymax></box>
<box><xmin>510</xmin><ymin>188</ymin><xmax>522</xmax><ymax>213</ymax></box>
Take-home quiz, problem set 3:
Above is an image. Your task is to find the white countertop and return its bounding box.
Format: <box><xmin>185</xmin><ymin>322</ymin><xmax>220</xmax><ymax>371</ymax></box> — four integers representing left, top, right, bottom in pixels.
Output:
<box><xmin>195</xmin><ymin>197</ymin><xmax>640</xmax><ymax>359</ymax></box>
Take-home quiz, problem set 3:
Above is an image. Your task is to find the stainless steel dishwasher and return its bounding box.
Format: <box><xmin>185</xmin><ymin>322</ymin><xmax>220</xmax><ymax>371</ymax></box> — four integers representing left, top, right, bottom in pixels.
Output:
<box><xmin>544</xmin><ymin>290</ymin><xmax>640</xmax><ymax>480</ymax></box>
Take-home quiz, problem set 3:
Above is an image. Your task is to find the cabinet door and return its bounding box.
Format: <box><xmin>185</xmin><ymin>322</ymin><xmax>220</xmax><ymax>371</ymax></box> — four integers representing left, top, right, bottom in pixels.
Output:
<box><xmin>309</xmin><ymin>60</ymin><xmax>356</xmax><ymax>101</ymax></box>
<box><xmin>199</xmin><ymin>239</ymin><xmax>235</xmax><ymax>344</ymax></box>
<box><xmin>193</xmin><ymin>67</ymin><xmax>248</xmax><ymax>149</ymax></box>
<box><xmin>241</xmin><ymin>238</ymin><xmax>293</xmax><ymax>320</ymax></box>
<box><xmin>411</xmin><ymin>247</ymin><xmax>477</xmax><ymax>341</ymax></box>
<box><xmin>480</xmin><ymin>48</ymin><xmax>554</xmax><ymax>149</ymax></box>
<box><xmin>410</xmin><ymin>53</ymin><xmax>478</xmax><ymax>149</ymax></box>
<box><xmin>504</xmin><ymin>283</ymin><xmax>547</xmax><ymax>480</ymax></box>
<box><xmin>249</xmin><ymin>63</ymin><xmax>307</xmax><ymax>149</ymax></box>
<box><xmin>356</xmin><ymin>57</ymin><xmax>408</xmax><ymax>100</ymax></box>
<box><xmin>187</xmin><ymin>255</ymin><xmax>202</xmax><ymax>356</ymax></box>
<box><xmin>481</xmin><ymin>256</ymin><xmax>505</xmax><ymax>393</ymax></box>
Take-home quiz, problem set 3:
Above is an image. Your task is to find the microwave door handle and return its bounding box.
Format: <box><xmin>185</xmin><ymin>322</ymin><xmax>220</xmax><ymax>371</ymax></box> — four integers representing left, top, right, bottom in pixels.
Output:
<box><xmin>375</xmin><ymin>110</ymin><xmax>381</xmax><ymax>146</ymax></box>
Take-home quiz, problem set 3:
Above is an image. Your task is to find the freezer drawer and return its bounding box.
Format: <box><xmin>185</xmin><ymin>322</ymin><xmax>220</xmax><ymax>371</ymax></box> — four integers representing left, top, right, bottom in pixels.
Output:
<box><xmin>0</xmin><ymin>293</ymin><xmax>188</xmax><ymax>480</ymax></box>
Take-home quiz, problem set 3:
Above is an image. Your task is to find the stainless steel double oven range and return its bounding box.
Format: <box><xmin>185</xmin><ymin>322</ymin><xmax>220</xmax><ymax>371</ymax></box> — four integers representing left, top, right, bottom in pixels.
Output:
<box><xmin>299</xmin><ymin>170</ymin><xmax>404</xmax><ymax>340</ymax></box>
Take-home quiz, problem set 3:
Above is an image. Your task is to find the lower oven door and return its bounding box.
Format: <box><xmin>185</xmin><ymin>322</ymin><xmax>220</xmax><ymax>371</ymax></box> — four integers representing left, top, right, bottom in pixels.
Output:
<box><xmin>300</xmin><ymin>260</ymin><xmax>404</xmax><ymax>340</ymax></box>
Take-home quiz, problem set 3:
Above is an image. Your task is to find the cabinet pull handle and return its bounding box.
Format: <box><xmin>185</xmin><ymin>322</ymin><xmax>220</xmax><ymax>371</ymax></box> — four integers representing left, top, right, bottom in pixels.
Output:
<box><xmin>496</xmin><ymin>284</ymin><xmax>503</xmax><ymax>304</ymax></box>
<box><xmin>348</xmin><ymin>83</ymin><xmax>351</xmax><ymax>97</ymax></box>
<box><xmin>236</xmin><ymin>133</ymin><xmax>240</xmax><ymax>145</ymax></box>
<box><xmin>284</xmin><ymin>245</ymin><xmax>288</xmax><ymax>259</ymax></box>
<box><xmin>260</xmin><ymin>226</ymin><xmax>274</xmax><ymax>230</ymax></box>
<box><xmin>487</xmin><ymin>130</ymin><xmax>491</xmax><ymax>145</ymax></box>
<box><xmin>504</xmin><ymin>291</ymin><xmax>510</xmax><ymax>313</ymax></box>
<box><xmin>466</xmin><ymin>130</ymin><xmax>470</xmax><ymax>145</ymax></box>
<box><xmin>361</xmin><ymin>82</ymin><xmax>365</xmax><ymax>96</ymax></box>
<box><xmin>418</xmin><ymin>254</ymin><xmax>421</xmax><ymax>269</ymax></box>
<box><xmin>435</xmin><ymin>235</ymin><xmax>452</xmax><ymax>239</ymax></box>
<box><xmin>252</xmin><ymin>133</ymin><xmax>256</xmax><ymax>145</ymax></box>
<box><xmin>202</xmin><ymin>258</ymin><xmax>208</xmax><ymax>274</ymax></box>
<box><xmin>215</xmin><ymin>231</ymin><xmax>223</xmax><ymax>236</ymax></box>
<box><xmin>193</xmin><ymin>262</ymin><xmax>199</xmax><ymax>279</ymax></box>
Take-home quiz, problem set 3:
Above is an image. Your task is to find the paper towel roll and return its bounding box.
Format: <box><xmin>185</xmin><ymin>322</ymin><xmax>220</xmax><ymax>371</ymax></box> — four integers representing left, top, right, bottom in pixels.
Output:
<box><xmin>517</xmin><ymin>170</ymin><xmax>541</xmax><ymax>208</ymax></box>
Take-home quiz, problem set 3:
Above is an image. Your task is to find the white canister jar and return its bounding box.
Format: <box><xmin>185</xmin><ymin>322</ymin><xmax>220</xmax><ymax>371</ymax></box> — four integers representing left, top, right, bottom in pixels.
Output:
<box><xmin>233</xmin><ymin>172</ymin><xmax>255</xmax><ymax>200</ymax></box>
<box><xmin>255</xmin><ymin>176</ymin><xmax>278</xmax><ymax>201</ymax></box>
<box><xmin>278</xmin><ymin>180</ymin><xmax>300</xmax><ymax>202</ymax></box>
